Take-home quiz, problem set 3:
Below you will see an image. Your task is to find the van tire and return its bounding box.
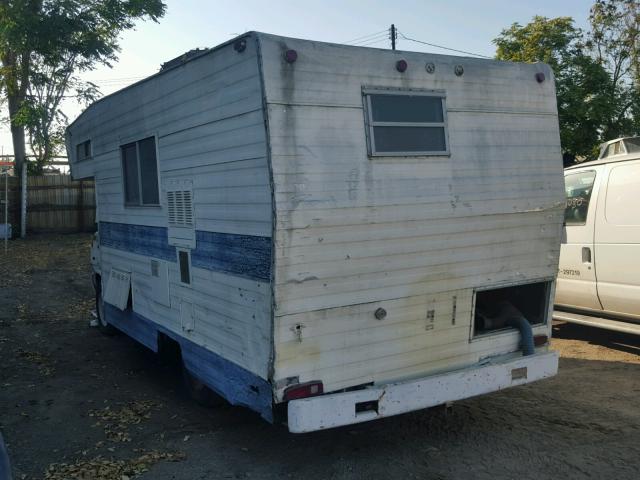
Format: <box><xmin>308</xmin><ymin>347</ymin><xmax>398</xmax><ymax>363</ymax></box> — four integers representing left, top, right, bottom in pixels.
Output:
<box><xmin>182</xmin><ymin>364</ymin><xmax>226</xmax><ymax>408</ymax></box>
<box><xmin>95</xmin><ymin>279</ymin><xmax>118</xmax><ymax>336</ymax></box>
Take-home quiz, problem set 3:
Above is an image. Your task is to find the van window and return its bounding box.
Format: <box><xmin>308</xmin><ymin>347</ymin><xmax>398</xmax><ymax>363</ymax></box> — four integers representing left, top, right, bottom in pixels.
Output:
<box><xmin>364</xmin><ymin>89</ymin><xmax>448</xmax><ymax>156</ymax></box>
<box><xmin>605</xmin><ymin>163</ymin><xmax>640</xmax><ymax>226</ymax></box>
<box><xmin>564</xmin><ymin>170</ymin><xmax>596</xmax><ymax>226</ymax></box>
<box><xmin>121</xmin><ymin>136</ymin><xmax>160</xmax><ymax>206</ymax></box>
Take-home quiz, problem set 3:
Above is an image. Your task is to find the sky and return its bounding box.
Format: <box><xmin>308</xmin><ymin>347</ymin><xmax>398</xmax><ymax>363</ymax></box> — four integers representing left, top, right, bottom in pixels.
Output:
<box><xmin>0</xmin><ymin>0</ymin><xmax>593</xmax><ymax>156</ymax></box>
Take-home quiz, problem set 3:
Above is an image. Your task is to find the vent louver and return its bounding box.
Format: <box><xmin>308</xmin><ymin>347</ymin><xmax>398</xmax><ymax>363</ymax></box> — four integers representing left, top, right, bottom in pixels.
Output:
<box><xmin>167</xmin><ymin>190</ymin><xmax>194</xmax><ymax>227</ymax></box>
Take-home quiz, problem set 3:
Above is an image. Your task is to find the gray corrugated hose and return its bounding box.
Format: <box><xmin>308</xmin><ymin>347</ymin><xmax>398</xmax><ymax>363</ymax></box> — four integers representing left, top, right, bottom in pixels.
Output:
<box><xmin>501</xmin><ymin>302</ymin><xmax>536</xmax><ymax>356</ymax></box>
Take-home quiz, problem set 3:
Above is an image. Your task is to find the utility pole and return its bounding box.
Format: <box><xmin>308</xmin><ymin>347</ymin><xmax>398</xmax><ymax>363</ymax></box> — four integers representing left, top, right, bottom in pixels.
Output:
<box><xmin>390</xmin><ymin>24</ymin><xmax>397</xmax><ymax>50</ymax></box>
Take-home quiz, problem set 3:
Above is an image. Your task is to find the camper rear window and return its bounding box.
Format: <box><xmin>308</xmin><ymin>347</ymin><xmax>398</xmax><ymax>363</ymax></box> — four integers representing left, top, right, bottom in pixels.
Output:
<box><xmin>121</xmin><ymin>137</ymin><xmax>160</xmax><ymax>206</ymax></box>
<box><xmin>76</xmin><ymin>140</ymin><xmax>91</xmax><ymax>161</ymax></box>
<box><xmin>364</xmin><ymin>90</ymin><xmax>448</xmax><ymax>156</ymax></box>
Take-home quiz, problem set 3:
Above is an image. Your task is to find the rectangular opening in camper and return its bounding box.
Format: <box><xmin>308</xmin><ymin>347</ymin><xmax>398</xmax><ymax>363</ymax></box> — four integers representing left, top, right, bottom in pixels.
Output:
<box><xmin>121</xmin><ymin>136</ymin><xmax>160</xmax><ymax>206</ymax></box>
<box><xmin>363</xmin><ymin>88</ymin><xmax>448</xmax><ymax>156</ymax></box>
<box><xmin>473</xmin><ymin>281</ymin><xmax>551</xmax><ymax>337</ymax></box>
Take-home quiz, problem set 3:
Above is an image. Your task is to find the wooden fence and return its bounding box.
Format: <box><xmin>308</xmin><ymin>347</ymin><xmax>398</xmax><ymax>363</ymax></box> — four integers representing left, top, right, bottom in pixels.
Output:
<box><xmin>2</xmin><ymin>175</ymin><xmax>96</xmax><ymax>234</ymax></box>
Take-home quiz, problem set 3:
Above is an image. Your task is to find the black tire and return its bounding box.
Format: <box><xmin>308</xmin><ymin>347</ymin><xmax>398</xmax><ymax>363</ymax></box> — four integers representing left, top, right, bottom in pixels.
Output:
<box><xmin>182</xmin><ymin>364</ymin><xmax>226</xmax><ymax>408</ymax></box>
<box><xmin>95</xmin><ymin>278</ymin><xmax>118</xmax><ymax>336</ymax></box>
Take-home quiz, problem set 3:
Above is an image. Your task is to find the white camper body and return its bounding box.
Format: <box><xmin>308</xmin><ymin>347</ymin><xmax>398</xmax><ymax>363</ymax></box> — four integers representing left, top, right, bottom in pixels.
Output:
<box><xmin>67</xmin><ymin>33</ymin><xmax>563</xmax><ymax>432</ymax></box>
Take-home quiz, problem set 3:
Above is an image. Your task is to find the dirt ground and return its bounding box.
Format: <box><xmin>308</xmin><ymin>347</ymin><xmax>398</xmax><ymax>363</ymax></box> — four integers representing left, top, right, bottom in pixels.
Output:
<box><xmin>1</xmin><ymin>234</ymin><xmax>640</xmax><ymax>480</ymax></box>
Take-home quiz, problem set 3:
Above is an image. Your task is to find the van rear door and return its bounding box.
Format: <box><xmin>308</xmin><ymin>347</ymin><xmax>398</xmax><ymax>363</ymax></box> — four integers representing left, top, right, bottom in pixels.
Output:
<box><xmin>593</xmin><ymin>160</ymin><xmax>640</xmax><ymax>320</ymax></box>
<box><xmin>555</xmin><ymin>168</ymin><xmax>603</xmax><ymax>310</ymax></box>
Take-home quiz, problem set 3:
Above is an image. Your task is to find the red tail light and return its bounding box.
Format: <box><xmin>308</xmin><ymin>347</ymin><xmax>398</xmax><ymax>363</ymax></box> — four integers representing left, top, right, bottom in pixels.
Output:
<box><xmin>534</xmin><ymin>334</ymin><xmax>548</xmax><ymax>347</ymax></box>
<box><xmin>283</xmin><ymin>381</ymin><xmax>323</xmax><ymax>401</ymax></box>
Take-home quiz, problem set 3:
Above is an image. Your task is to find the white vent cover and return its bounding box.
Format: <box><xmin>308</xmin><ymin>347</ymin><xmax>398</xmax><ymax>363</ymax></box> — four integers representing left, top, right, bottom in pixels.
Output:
<box><xmin>167</xmin><ymin>190</ymin><xmax>194</xmax><ymax>227</ymax></box>
<box><xmin>165</xmin><ymin>179</ymin><xmax>195</xmax><ymax>248</ymax></box>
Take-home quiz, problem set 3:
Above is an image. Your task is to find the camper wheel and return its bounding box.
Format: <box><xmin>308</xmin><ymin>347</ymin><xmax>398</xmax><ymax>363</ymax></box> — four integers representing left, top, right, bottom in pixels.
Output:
<box><xmin>182</xmin><ymin>365</ymin><xmax>226</xmax><ymax>408</ymax></box>
<box><xmin>94</xmin><ymin>275</ymin><xmax>118</xmax><ymax>336</ymax></box>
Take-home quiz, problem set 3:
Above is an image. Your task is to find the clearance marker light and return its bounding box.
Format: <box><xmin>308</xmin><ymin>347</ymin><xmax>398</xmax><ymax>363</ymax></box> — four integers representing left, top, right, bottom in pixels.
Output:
<box><xmin>283</xmin><ymin>381</ymin><xmax>324</xmax><ymax>401</ymax></box>
<box><xmin>284</xmin><ymin>49</ymin><xmax>298</xmax><ymax>63</ymax></box>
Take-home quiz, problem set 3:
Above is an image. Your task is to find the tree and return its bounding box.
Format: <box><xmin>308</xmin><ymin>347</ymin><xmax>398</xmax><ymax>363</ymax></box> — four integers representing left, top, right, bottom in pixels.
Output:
<box><xmin>17</xmin><ymin>52</ymin><xmax>100</xmax><ymax>173</ymax></box>
<box><xmin>587</xmin><ymin>0</ymin><xmax>640</xmax><ymax>140</ymax></box>
<box><xmin>494</xmin><ymin>16</ymin><xmax>612</xmax><ymax>163</ymax></box>
<box><xmin>0</xmin><ymin>0</ymin><xmax>166</xmax><ymax>175</ymax></box>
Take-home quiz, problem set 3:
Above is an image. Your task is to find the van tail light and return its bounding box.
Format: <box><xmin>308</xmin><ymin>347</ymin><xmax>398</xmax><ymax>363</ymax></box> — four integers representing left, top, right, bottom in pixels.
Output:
<box><xmin>533</xmin><ymin>334</ymin><xmax>548</xmax><ymax>347</ymax></box>
<box><xmin>283</xmin><ymin>381</ymin><xmax>323</xmax><ymax>401</ymax></box>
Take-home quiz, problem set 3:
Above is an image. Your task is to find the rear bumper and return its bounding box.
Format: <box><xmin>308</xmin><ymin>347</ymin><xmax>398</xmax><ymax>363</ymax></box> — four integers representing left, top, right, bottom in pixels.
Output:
<box><xmin>287</xmin><ymin>350</ymin><xmax>558</xmax><ymax>433</ymax></box>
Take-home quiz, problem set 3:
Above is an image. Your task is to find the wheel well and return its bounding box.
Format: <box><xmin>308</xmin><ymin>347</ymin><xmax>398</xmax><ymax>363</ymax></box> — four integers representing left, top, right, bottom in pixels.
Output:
<box><xmin>93</xmin><ymin>273</ymin><xmax>101</xmax><ymax>292</ymax></box>
<box><xmin>157</xmin><ymin>332</ymin><xmax>182</xmax><ymax>365</ymax></box>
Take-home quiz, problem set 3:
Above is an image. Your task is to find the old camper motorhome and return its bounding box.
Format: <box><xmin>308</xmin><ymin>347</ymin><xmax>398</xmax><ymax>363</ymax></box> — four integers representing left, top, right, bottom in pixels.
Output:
<box><xmin>555</xmin><ymin>137</ymin><xmax>640</xmax><ymax>334</ymax></box>
<box><xmin>67</xmin><ymin>33</ymin><xmax>564</xmax><ymax>433</ymax></box>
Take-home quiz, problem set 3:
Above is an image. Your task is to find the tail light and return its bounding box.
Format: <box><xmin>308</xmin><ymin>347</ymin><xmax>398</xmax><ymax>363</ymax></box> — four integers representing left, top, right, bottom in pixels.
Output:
<box><xmin>533</xmin><ymin>334</ymin><xmax>548</xmax><ymax>347</ymax></box>
<box><xmin>283</xmin><ymin>381</ymin><xmax>323</xmax><ymax>401</ymax></box>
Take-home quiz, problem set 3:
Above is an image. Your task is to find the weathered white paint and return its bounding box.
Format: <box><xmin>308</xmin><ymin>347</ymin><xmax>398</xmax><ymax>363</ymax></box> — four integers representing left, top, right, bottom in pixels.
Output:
<box><xmin>288</xmin><ymin>350</ymin><xmax>559</xmax><ymax>433</ymax></box>
<box><xmin>67</xmin><ymin>35</ymin><xmax>273</xmax><ymax>381</ymax></box>
<box><xmin>68</xmin><ymin>32</ymin><xmax>564</xmax><ymax>425</ymax></box>
<box><xmin>257</xmin><ymin>33</ymin><xmax>564</xmax><ymax>399</ymax></box>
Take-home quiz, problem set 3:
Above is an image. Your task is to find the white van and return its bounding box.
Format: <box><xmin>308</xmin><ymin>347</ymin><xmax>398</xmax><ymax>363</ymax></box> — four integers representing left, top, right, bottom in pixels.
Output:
<box><xmin>554</xmin><ymin>137</ymin><xmax>640</xmax><ymax>333</ymax></box>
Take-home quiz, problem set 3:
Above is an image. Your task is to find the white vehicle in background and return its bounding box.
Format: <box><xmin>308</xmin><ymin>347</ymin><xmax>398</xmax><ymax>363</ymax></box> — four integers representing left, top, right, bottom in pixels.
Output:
<box><xmin>554</xmin><ymin>137</ymin><xmax>640</xmax><ymax>334</ymax></box>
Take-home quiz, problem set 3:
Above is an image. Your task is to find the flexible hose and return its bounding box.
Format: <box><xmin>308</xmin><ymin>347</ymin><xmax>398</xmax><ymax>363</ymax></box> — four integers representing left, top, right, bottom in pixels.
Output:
<box><xmin>501</xmin><ymin>302</ymin><xmax>536</xmax><ymax>356</ymax></box>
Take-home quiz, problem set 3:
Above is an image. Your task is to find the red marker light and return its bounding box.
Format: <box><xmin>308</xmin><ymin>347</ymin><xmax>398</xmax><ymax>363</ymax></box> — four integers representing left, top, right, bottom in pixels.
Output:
<box><xmin>284</xmin><ymin>49</ymin><xmax>298</xmax><ymax>63</ymax></box>
<box><xmin>283</xmin><ymin>381</ymin><xmax>324</xmax><ymax>401</ymax></box>
<box><xmin>396</xmin><ymin>59</ymin><xmax>408</xmax><ymax>72</ymax></box>
<box><xmin>533</xmin><ymin>334</ymin><xmax>548</xmax><ymax>346</ymax></box>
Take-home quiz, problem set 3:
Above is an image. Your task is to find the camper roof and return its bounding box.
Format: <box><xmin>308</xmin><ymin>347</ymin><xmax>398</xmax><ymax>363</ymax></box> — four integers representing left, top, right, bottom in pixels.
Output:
<box><xmin>68</xmin><ymin>31</ymin><xmax>545</xmax><ymax>131</ymax></box>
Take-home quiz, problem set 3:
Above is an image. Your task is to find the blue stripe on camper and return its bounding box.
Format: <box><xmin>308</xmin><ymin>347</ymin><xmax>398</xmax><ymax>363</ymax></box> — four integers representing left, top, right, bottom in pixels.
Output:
<box><xmin>104</xmin><ymin>303</ymin><xmax>274</xmax><ymax>421</ymax></box>
<box><xmin>192</xmin><ymin>230</ymin><xmax>271</xmax><ymax>281</ymax></box>
<box><xmin>99</xmin><ymin>221</ymin><xmax>271</xmax><ymax>281</ymax></box>
<box><xmin>100</xmin><ymin>222</ymin><xmax>176</xmax><ymax>262</ymax></box>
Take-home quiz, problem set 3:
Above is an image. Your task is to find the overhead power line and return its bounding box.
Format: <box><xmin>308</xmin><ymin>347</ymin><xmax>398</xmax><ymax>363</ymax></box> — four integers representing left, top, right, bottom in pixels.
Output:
<box><xmin>397</xmin><ymin>31</ymin><xmax>491</xmax><ymax>58</ymax></box>
<box><xmin>358</xmin><ymin>37</ymin><xmax>389</xmax><ymax>47</ymax></box>
<box><xmin>343</xmin><ymin>29</ymin><xmax>388</xmax><ymax>45</ymax></box>
<box><xmin>352</xmin><ymin>33</ymin><xmax>390</xmax><ymax>46</ymax></box>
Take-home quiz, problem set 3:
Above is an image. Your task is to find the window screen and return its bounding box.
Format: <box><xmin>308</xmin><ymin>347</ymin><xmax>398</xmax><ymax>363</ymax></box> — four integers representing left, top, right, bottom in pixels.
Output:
<box><xmin>121</xmin><ymin>136</ymin><xmax>159</xmax><ymax>206</ymax></box>
<box><xmin>564</xmin><ymin>170</ymin><xmax>596</xmax><ymax>226</ymax></box>
<box><xmin>76</xmin><ymin>140</ymin><xmax>91</xmax><ymax>161</ymax></box>
<box><xmin>364</xmin><ymin>90</ymin><xmax>448</xmax><ymax>156</ymax></box>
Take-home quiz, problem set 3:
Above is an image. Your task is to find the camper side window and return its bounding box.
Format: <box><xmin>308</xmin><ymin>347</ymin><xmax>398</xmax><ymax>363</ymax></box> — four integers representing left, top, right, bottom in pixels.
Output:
<box><xmin>364</xmin><ymin>90</ymin><xmax>448</xmax><ymax>156</ymax></box>
<box><xmin>76</xmin><ymin>140</ymin><xmax>91</xmax><ymax>161</ymax></box>
<box><xmin>121</xmin><ymin>136</ymin><xmax>160</xmax><ymax>206</ymax></box>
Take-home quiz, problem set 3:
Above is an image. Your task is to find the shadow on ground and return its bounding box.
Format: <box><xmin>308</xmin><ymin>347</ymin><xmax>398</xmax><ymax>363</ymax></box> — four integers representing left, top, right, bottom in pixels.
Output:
<box><xmin>2</xmin><ymin>235</ymin><xmax>640</xmax><ymax>479</ymax></box>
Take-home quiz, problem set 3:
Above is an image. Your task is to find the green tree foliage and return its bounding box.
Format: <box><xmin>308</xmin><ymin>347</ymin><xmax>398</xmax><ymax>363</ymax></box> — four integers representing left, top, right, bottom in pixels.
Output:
<box><xmin>494</xmin><ymin>16</ymin><xmax>611</xmax><ymax>163</ymax></box>
<box><xmin>494</xmin><ymin>2</ymin><xmax>640</xmax><ymax>164</ymax></box>
<box><xmin>0</xmin><ymin>0</ymin><xmax>166</xmax><ymax>174</ymax></box>
<box><xmin>587</xmin><ymin>0</ymin><xmax>640</xmax><ymax>140</ymax></box>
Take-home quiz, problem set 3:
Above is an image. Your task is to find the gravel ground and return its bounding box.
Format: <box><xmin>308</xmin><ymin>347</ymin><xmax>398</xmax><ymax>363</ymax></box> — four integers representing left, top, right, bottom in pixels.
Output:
<box><xmin>1</xmin><ymin>234</ymin><xmax>640</xmax><ymax>480</ymax></box>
